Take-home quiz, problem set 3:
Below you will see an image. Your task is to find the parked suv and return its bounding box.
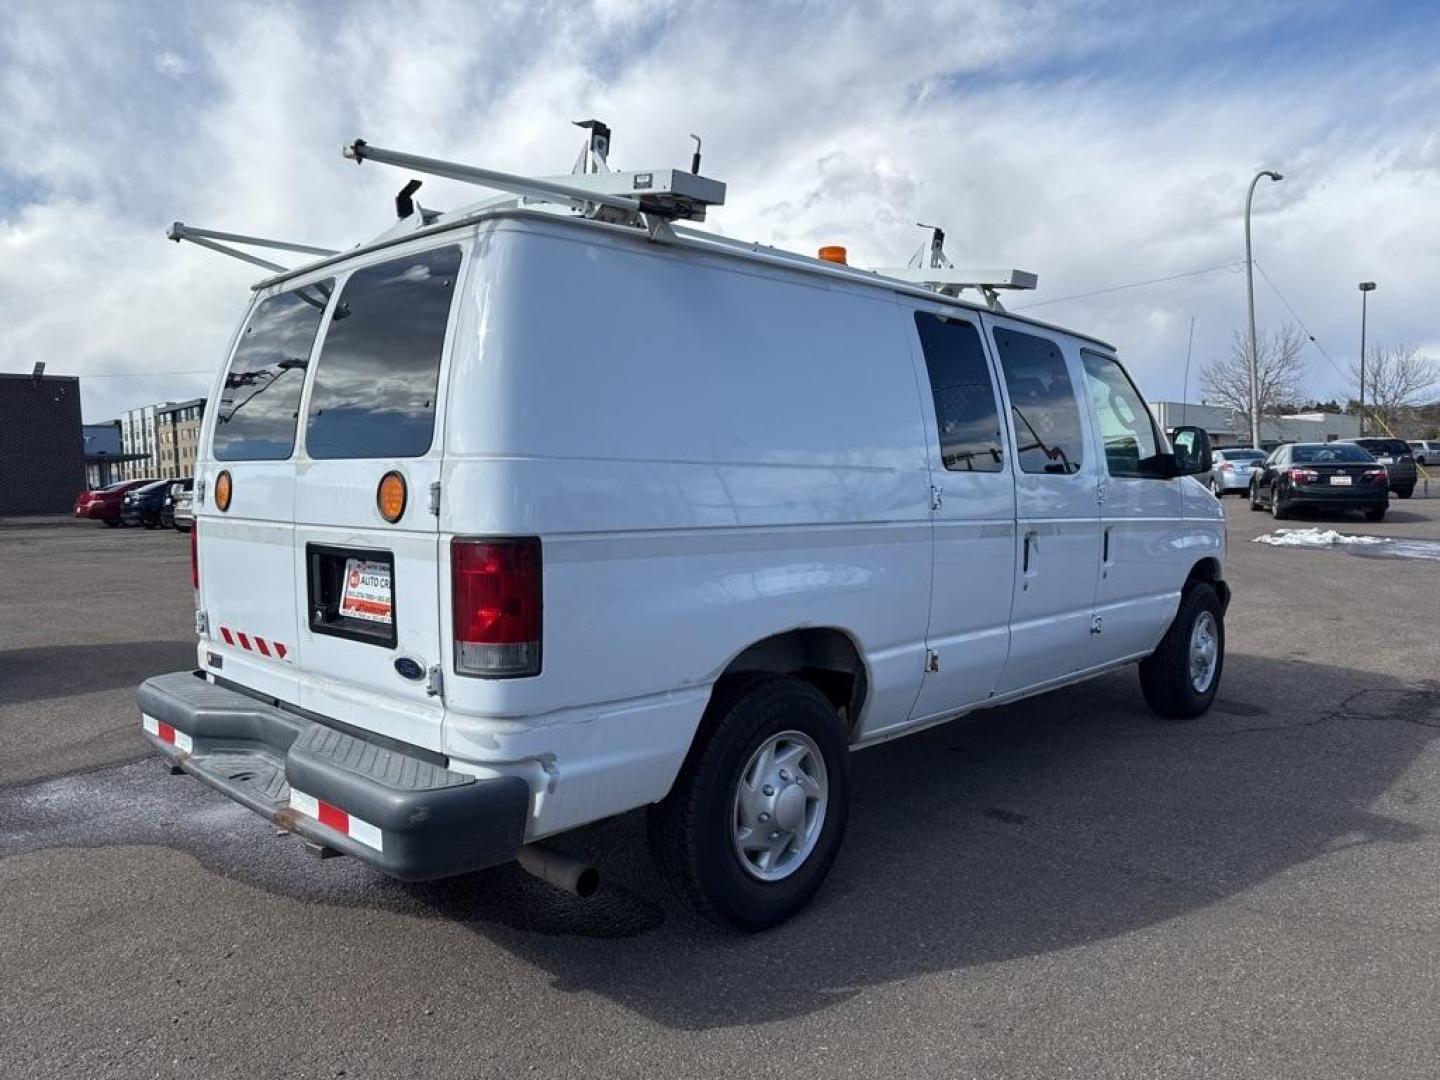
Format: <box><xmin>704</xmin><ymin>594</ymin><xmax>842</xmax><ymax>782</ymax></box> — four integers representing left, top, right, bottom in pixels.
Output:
<box><xmin>1408</xmin><ymin>440</ymin><xmax>1439</xmax><ymax>467</ymax></box>
<box><xmin>1353</xmin><ymin>438</ymin><xmax>1416</xmax><ymax>498</ymax></box>
<box><xmin>139</xmin><ymin>148</ymin><xmax>1227</xmax><ymax>930</ymax></box>
<box><xmin>120</xmin><ymin>479</ymin><xmax>173</xmax><ymax>528</ymax></box>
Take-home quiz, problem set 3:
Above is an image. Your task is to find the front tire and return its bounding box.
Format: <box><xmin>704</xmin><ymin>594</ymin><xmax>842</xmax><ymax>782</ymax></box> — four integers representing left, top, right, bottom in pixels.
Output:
<box><xmin>1396</xmin><ymin>485</ymin><xmax>1414</xmax><ymax>500</ymax></box>
<box><xmin>648</xmin><ymin>674</ymin><xmax>851</xmax><ymax>932</ymax></box>
<box><xmin>1139</xmin><ymin>583</ymin><xmax>1224</xmax><ymax>720</ymax></box>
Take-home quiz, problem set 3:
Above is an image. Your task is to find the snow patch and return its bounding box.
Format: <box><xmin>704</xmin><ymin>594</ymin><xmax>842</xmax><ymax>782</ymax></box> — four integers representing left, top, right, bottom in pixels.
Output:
<box><xmin>1252</xmin><ymin>528</ymin><xmax>1389</xmax><ymax>548</ymax></box>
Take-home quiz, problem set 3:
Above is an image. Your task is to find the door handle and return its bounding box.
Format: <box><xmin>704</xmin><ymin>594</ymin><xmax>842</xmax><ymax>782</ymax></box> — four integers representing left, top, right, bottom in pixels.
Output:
<box><xmin>1022</xmin><ymin>531</ymin><xmax>1037</xmax><ymax>575</ymax></box>
<box><xmin>1103</xmin><ymin>526</ymin><xmax>1112</xmax><ymax>564</ymax></box>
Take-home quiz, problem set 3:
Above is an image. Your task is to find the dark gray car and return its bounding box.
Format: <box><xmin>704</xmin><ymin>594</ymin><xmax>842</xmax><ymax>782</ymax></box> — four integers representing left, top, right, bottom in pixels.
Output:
<box><xmin>1353</xmin><ymin>438</ymin><xmax>1417</xmax><ymax>498</ymax></box>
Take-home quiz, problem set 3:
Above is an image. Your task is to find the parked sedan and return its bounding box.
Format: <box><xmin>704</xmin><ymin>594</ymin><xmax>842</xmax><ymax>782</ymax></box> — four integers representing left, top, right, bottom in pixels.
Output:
<box><xmin>119</xmin><ymin>479</ymin><xmax>174</xmax><ymax>528</ymax></box>
<box><xmin>1353</xmin><ymin>437</ymin><xmax>1417</xmax><ymax>498</ymax></box>
<box><xmin>1249</xmin><ymin>442</ymin><xmax>1388</xmax><ymax>522</ymax></box>
<box><xmin>171</xmin><ymin>481</ymin><xmax>195</xmax><ymax>532</ymax></box>
<box><xmin>161</xmin><ymin>478</ymin><xmax>194</xmax><ymax>530</ymax></box>
<box><xmin>73</xmin><ymin>479</ymin><xmax>156</xmax><ymax>526</ymax></box>
<box><xmin>1207</xmin><ymin>448</ymin><xmax>1267</xmax><ymax>497</ymax></box>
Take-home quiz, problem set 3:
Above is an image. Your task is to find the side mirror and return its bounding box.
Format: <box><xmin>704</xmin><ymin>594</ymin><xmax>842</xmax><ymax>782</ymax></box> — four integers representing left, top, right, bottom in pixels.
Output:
<box><xmin>1170</xmin><ymin>425</ymin><xmax>1212</xmax><ymax>476</ymax></box>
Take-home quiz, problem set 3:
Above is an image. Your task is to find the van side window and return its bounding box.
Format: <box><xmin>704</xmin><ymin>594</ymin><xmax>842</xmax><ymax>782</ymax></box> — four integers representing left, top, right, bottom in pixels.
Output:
<box><xmin>213</xmin><ymin>281</ymin><xmax>333</xmax><ymax>461</ymax></box>
<box><xmin>992</xmin><ymin>328</ymin><xmax>1085</xmax><ymax>475</ymax></box>
<box><xmin>1080</xmin><ymin>349</ymin><xmax>1165</xmax><ymax>478</ymax></box>
<box><xmin>306</xmin><ymin>245</ymin><xmax>463</xmax><ymax>460</ymax></box>
<box><xmin>913</xmin><ymin>313</ymin><xmax>1004</xmax><ymax>472</ymax></box>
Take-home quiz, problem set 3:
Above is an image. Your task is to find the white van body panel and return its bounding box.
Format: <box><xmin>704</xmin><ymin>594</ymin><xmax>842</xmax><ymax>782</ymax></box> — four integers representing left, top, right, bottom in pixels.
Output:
<box><xmin>191</xmin><ymin>208</ymin><xmax>1225</xmax><ymax>844</ymax></box>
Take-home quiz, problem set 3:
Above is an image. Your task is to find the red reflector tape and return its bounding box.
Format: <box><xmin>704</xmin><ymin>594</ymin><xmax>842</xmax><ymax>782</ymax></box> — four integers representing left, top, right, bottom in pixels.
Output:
<box><xmin>288</xmin><ymin>789</ymin><xmax>384</xmax><ymax>852</ymax></box>
<box><xmin>217</xmin><ymin>625</ymin><xmax>290</xmax><ymax>662</ymax></box>
<box><xmin>142</xmin><ymin>713</ymin><xmax>193</xmax><ymax>753</ymax></box>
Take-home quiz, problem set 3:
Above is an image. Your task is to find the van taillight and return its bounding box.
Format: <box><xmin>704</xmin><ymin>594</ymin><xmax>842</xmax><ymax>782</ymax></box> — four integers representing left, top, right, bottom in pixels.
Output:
<box><xmin>451</xmin><ymin>538</ymin><xmax>541</xmax><ymax>678</ymax></box>
<box><xmin>190</xmin><ymin>523</ymin><xmax>199</xmax><ymax>590</ymax></box>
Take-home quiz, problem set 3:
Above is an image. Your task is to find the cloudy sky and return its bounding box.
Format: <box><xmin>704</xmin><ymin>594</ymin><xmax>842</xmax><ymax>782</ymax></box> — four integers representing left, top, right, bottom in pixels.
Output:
<box><xmin>2</xmin><ymin>0</ymin><xmax>1437</xmax><ymax>422</ymax></box>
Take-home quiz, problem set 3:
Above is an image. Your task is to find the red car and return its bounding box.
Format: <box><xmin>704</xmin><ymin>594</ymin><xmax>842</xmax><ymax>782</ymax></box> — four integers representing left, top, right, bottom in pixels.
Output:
<box><xmin>74</xmin><ymin>479</ymin><xmax>157</xmax><ymax>526</ymax></box>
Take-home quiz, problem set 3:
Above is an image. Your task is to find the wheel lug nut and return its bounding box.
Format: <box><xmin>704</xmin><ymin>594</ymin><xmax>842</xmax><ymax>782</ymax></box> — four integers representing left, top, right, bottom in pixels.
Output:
<box><xmin>762</xmin><ymin>784</ymin><xmax>775</xmax><ymax>796</ymax></box>
<box><xmin>769</xmin><ymin>831</ymin><xmax>781</xmax><ymax>840</ymax></box>
<box><xmin>758</xmin><ymin>812</ymin><xmax>770</xmax><ymax>822</ymax></box>
<box><xmin>778</xmin><ymin>769</ymin><xmax>790</xmax><ymax>782</ymax></box>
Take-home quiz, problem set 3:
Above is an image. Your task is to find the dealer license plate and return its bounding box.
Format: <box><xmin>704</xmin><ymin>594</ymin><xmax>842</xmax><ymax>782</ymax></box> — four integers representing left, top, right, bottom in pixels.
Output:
<box><xmin>1376</xmin><ymin>457</ymin><xmax>1393</xmax><ymax>464</ymax></box>
<box><xmin>339</xmin><ymin>559</ymin><xmax>393</xmax><ymax>623</ymax></box>
<box><xmin>1330</xmin><ymin>475</ymin><xmax>1352</xmax><ymax>486</ymax></box>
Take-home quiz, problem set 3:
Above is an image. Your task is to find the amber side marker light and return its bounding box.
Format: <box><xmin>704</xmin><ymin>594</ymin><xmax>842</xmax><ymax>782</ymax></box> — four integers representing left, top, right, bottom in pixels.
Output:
<box><xmin>377</xmin><ymin>471</ymin><xmax>407</xmax><ymax>523</ymax></box>
<box><xmin>818</xmin><ymin>245</ymin><xmax>848</xmax><ymax>265</ymax></box>
<box><xmin>214</xmin><ymin>471</ymin><xmax>232</xmax><ymax>512</ymax></box>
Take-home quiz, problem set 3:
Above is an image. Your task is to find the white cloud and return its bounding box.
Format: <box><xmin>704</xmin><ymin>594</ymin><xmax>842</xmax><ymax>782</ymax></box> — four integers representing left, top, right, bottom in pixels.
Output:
<box><xmin>1</xmin><ymin>0</ymin><xmax>1438</xmax><ymax>422</ymax></box>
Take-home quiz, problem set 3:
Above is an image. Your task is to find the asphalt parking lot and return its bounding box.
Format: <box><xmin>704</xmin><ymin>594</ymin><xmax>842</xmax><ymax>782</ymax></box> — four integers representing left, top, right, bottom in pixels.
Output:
<box><xmin>3</xmin><ymin>498</ymin><xmax>1439</xmax><ymax>1079</ymax></box>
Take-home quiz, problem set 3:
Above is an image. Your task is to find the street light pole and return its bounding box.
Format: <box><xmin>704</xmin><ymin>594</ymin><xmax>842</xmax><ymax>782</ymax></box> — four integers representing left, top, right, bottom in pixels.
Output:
<box><xmin>1358</xmin><ymin>281</ymin><xmax>1377</xmax><ymax>436</ymax></box>
<box><xmin>1244</xmin><ymin>169</ymin><xmax>1283</xmax><ymax>449</ymax></box>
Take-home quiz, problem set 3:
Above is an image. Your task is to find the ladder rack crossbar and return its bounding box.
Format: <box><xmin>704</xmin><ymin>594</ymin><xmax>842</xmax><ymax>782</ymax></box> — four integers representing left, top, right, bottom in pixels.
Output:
<box><xmin>344</xmin><ymin>141</ymin><xmax>642</xmax><ymax>214</ymax></box>
<box><xmin>166</xmin><ymin>223</ymin><xmax>338</xmax><ymax>257</ymax></box>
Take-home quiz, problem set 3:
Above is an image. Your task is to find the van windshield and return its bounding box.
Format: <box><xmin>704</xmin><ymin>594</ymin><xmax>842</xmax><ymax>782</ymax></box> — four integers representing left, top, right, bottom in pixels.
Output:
<box><xmin>305</xmin><ymin>245</ymin><xmax>462</xmax><ymax>459</ymax></box>
<box><xmin>213</xmin><ymin>282</ymin><xmax>333</xmax><ymax>461</ymax></box>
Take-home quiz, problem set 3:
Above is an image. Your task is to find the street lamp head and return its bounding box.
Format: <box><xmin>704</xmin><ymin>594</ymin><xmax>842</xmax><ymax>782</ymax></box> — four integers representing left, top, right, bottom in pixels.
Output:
<box><xmin>1358</xmin><ymin>281</ymin><xmax>1377</xmax><ymax>292</ymax></box>
<box><xmin>1265</xmin><ymin>171</ymin><xmax>1283</xmax><ymax>182</ymax></box>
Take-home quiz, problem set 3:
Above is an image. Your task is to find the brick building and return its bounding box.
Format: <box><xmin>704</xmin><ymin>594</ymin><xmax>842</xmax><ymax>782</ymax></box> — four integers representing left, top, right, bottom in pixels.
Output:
<box><xmin>0</xmin><ymin>373</ymin><xmax>86</xmax><ymax>516</ymax></box>
<box><xmin>156</xmin><ymin>398</ymin><xmax>206</xmax><ymax>478</ymax></box>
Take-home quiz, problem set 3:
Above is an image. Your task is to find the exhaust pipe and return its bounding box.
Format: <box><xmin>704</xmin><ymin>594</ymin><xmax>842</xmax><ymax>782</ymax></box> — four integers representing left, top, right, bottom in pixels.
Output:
<box><xmin>517</xmin><ymin>845</ymin><xmax>599</xmax><ymax>899</ymax></box>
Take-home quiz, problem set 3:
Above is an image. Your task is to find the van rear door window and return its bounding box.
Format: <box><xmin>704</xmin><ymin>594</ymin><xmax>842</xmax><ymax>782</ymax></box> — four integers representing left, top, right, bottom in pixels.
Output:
<box><xmin>213</xmin><ymin>281</ymin><xmax>332</xmax><ymax>461</ymax></box>
<box><xmin>305</xmin><ymin>245</ymin><xmax>462</xmax><ymax>460</ymax></box>
<box><xmin>913</xmin><ymin>313</ymin><xmax>1004</xmax><ymax>472</ymax></box>
<box><xmin>992</xmin><ymin>327</ymin><xmax>1085</xmax><ymax>475</ymax></box>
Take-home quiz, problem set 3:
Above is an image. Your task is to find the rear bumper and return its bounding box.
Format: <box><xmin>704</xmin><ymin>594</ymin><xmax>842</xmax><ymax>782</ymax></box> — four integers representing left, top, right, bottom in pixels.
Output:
<box><xmin>137</xmin><ymin>671</ymin><xmax>530</xmax><ymax>881</ymax></box>
<box><xmin>1288</xmin><ymin>484</ymin><xmax>1387</xmax><ymax>508</ymax></box>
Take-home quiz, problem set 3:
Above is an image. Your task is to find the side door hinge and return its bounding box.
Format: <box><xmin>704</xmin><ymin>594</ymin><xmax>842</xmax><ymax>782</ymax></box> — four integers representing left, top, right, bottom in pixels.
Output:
<box><xmin>925</xmin><ymin>649</ymin><xmax>941</xmax><ymax>673</ymax></box>
<box><xmin>425</xmin><ymin>664</ymin><xmax>444</xmax><ymax>698</ymax></box>
<box><xmin>196</xmin><ymin>479</ymin><xmax>207</xmax><ymax>506</ymax></box>
<box><xmin>428</xmin><ymin>481</ymin><xmax>441</xmax><ymax>516</ymax></box>
<box><xmin>1096</xmin><ymin>480</ymin><xmax>1108</xmax><ymax>505</ymax></box>
<box><xmin>1090</xmin><ymin>615</ymin><xmax>1103</xmax><ymax>635</ymax></box>
<box><xmin>195</xmin><ymin>609</ymin><xmax>209</xmax><ymax>635</ymax></box>
<box><xmin>929</xmin><ymin>485</ymin><xmax>943</xmax><ymax>512</ymax></box>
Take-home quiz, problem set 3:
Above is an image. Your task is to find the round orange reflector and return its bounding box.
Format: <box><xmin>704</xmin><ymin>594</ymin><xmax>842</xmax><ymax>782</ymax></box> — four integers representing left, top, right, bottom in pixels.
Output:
<box><xmin>377</xmin><ymin>471</ymin><xmax>407</xmax><ymax>523</ymax></box>
<box><xmin>214</xmin><ymin>470</ymin><xmax>232</xmax><ymax>512</ymax></box>
<box><xmin>818</xmin><ymin>245</ymin><xmax>848</xmax><ymax>265</ymax></box>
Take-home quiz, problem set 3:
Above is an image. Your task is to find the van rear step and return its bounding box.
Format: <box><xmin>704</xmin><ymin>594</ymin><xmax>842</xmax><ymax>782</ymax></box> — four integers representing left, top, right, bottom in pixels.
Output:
<box><xmin>137</xmin><ymin>671</ymin><xmax>529</xmax><ymax>881</ymax></box>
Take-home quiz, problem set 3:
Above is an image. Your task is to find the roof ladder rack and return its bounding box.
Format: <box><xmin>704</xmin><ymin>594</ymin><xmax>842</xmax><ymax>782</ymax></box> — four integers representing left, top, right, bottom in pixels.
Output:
<box><xmin>342</xmin><ymin>121</ymin><xmax>726</xmax><ymax>235</ymax></box>
<box><xmin>873</xmin><ymin>224</ymin><xmax>1037</xmax><ymax>310</ymax></box>
<box><xmin>166</xmin><ymin>223</ymin><xmax>339</xmax><ymax>273</ymax></box>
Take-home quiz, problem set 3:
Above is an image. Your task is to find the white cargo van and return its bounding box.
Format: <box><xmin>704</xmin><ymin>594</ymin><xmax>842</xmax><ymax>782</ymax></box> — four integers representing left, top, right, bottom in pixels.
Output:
<box><xmin>140</xmin><ymin>128</ymin><xmax>1225</xmax><ymax>929</ymax></box>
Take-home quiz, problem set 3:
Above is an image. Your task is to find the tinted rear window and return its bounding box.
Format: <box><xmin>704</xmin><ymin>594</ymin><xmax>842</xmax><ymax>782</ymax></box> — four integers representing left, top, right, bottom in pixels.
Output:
<box><xmin>305</xmin><ymin>246</ymin><xmax>462</xmax><ymax>460</ymax></box>
<box><xmin>913</xmin><ymin>313</ymin><xmax>1005</xmax><ymax>472</ymax></box>
<box><xmin>1357</xmin><ymin>439</ymin><xmax>1409</xmax><ymax>456</ymax></box>
<box><xmin>213</xmin><ymin>282</ymin><xmax>333</xmax><ymax>461</ymax></box>
<box><xmin>1291</xmin><ymin>444</ymin><xmax>1373</xmax><ymax>463</ymax></box>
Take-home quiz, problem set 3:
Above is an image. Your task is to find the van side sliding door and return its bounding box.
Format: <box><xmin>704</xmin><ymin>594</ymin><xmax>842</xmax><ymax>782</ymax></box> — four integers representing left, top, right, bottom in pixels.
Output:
<box><xmin>906</xmin><ymin>307</ymin><xmax>1017</xmax><ymax>722</ymax></box>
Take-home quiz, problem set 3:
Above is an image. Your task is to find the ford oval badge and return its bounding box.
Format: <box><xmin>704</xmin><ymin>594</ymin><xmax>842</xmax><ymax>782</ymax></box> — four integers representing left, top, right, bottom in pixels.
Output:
<box><xmin>394</xmin><ymin>657</ymin><xmax>424</xmax><ymax>681</ymax></box>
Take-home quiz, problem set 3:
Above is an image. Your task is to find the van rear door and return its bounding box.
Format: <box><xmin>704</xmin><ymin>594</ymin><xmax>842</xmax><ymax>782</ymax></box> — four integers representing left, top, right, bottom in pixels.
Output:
<box><xmin>290</xmin><ymin>241</ymin><xmax>467</xmax><ymax>753</ymax></box>
<box><xmin>198</xmin><ymin>280</ymin><xmax>333</xmax><ymax>705</ymax></box>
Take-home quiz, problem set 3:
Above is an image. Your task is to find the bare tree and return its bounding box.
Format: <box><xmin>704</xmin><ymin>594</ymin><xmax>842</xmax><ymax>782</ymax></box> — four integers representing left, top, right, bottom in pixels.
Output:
<box><xmin>1199</xmin><ymin>324</ymin><xmax>1307</xmax><ymax>432</ymax></box>
<box><xmin>1350</xmin><ymin>343</ymin><xmax>1440</xmax><ymax>433</ymax></box>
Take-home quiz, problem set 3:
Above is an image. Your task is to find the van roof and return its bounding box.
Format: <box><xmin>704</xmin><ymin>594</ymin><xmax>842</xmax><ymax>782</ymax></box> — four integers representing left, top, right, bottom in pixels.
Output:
<box><xmin>251</xmin><ymin>205</ymin><xmax>1117</xmax><ymax>352</ymax></box>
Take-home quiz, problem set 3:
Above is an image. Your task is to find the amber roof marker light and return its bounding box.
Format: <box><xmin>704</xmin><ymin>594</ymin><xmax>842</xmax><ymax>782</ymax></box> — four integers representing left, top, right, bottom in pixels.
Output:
<box><xmin>215</xmin><ymin>470</ymin><xmax>233</xmax><ymax>512</ymax></box>
<box><xmin>818</xmin><ymin>245</ymin><xmax>848</xmax><ymax>265</ymax></box>
<box><xmin>377</xmin><ymin>471</ymin><xmax>407</xmax><ymax>523</ymax></box>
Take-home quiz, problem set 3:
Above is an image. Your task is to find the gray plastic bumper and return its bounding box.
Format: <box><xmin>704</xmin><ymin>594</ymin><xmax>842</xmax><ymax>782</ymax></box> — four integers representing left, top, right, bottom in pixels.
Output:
<box><xmin>137</xmin><ymin>671</ymin><xmax>530</xmax><ymax>881</ymax></box>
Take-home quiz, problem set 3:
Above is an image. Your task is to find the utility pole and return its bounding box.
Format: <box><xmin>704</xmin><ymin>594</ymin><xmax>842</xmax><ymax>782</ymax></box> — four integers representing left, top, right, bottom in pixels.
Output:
<box><xmin>1244</xmin><ymin>169</ymin><xmax>1283</xmax><ymax>448</ymax></box>
<box><xmin>1358</xmin><ymin>281</ymin><xmax>1376</xmax><ymax>436</ymax></box>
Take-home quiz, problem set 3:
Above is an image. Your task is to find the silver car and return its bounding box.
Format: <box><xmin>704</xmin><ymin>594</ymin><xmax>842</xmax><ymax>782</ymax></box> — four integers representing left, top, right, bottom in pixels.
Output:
<box><xmin>1208</xmin><ymin>448</ymin><xmax>1267</xmax><ymax>497</ymax></box>
<box><xmin>172</xmin><ymin>484</ymin><xmax>194</xmax><ymax>531</ymax></box>
<box><xmin>1409</xmin><ymin>440</ymin><xmax>1440</xmax><ymax>467</ymax></box>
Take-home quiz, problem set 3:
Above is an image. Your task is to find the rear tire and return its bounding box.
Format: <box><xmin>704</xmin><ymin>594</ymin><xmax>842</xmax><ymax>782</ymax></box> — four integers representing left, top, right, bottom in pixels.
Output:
<box><xmin>648</xmin><ymin>674</ymin><xmax>850</xmax><ymax>932</ymax></box>
<box><xmin>1396</xmin><ymin>485</ymin><xmax>1414</xmax><ymax>500</ymax></box>
<box><xmin>1139</xmin><ymin>584</ymin><xmax>1224</xmax><ymax>720</ymax></box>
<box><xmin>1364</xmin><ymin>506</ymin><xmax>1387</xmax><ymax>522</ymax></box>
<box><xmin>103</xmin><ymin>519</ymin><xmax>118</xmax><ymax>528</ymax></box>
<box><xmin>1270</xmin><ymin>484</ymin><xmax>1288</xmax><ymax>520</ymax></box>
<box><xmin>1249</xmin><ymin>482</ymin><xmax>1264</xmax><ymax>512</ymax></box>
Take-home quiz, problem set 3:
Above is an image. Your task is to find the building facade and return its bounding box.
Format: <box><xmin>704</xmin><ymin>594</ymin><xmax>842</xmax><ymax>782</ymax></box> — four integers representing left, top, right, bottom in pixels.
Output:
<box><xmin>118</xmin><ymin>403</ymin><xmax>164</xmax><ymax>480</ymax></box>
<box><xmin>156</xmin><ymin>398</ymin><xmax>206</xmax><ymax>478</ymax></box>
<box><xmin>0</xmin><ymin>374</ymin><xmax>86</xmax><ymax>516</ymax></box>
<box><xmin>1148</xmin><ymin>401</ymin><xmax>1360</xmax><ymax>450</ymax></box>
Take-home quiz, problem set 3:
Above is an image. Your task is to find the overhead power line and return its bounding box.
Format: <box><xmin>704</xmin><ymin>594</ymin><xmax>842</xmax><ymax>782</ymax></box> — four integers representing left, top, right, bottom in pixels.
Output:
<box><xmin>1013</xmin><ymin>261</ymin><xmax>1245</xmax><ymax>311</ymax></box>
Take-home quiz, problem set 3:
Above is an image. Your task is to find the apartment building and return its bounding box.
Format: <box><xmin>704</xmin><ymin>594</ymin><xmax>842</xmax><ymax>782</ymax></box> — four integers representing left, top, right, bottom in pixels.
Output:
<box><xmin>156</xmin><ymin>398</ymin><xmax>206</xmax><ymax>479</ymax></box>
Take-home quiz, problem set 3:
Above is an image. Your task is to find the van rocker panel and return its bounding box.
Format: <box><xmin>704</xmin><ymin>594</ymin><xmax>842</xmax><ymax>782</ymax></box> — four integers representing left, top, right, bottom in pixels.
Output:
<box><xmin>137</xmin><ymin>671</ymin><xmax>529</xmax><ymax>881</ymax></box>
